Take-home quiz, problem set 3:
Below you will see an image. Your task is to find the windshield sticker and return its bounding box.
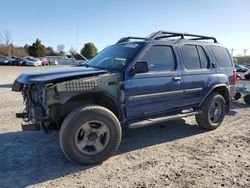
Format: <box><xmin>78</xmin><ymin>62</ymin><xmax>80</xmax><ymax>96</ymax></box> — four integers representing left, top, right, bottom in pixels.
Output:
<box><xmin>124</xmin><ymin>43</ymin><xmax>139</xmax><ymax>48</ymax></box>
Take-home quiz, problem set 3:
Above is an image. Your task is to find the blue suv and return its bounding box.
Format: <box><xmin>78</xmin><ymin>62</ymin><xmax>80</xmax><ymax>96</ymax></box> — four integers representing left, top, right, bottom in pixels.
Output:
<box><xmin>12</xmin><ymin>31</ymin><xmax>237</xmax><ymax>164</ymax></box>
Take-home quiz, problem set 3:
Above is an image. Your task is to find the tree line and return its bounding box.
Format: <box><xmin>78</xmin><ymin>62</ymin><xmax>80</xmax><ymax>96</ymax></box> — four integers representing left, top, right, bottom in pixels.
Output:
<box><xmin>0</xmin><ymin>30</ymin><xmax>98</xmax><ymax>59</ymax></box>
<box><xmin>234</xmin><ymin>56</ymin><xmax>250</xmax><ymax>64</ymax></box>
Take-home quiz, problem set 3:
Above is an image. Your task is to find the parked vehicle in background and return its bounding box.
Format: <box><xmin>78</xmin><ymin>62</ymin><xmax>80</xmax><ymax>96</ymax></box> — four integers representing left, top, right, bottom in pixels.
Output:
<box><xmin>0</xmin><ymin>56</ymin><xmax>6</xmax><ymax>65</ymax></box>
<box><xmin>48</xmin><ymin>59</ymin><xmax>59</xmax><ymax>65</ymax></box>
<box><xmin>0</xmin><ymin>57</ymin><xmax>13</xmax><ymax>65</ymax></box>
<box><xmin>10</xmin><ymin>57</ymin><xmax>25</xmax><ymax>66</ymax></box>
<box><xmin>41</xmin><ymin>58</ymin><xmax>49</xmax><ymax>66</ymax></box>
<box><xmin>245</xmin><ymin>72</ymin><xmax>250</xmax><ymax>80</ymax></box>
<box><xmin>12</xmin><ymin>31</ymin><xmax>237</xmax><ymax>165</ymax></box>
<box><xmin>236</xmin><ymin>73</ymin><xmax>242</xmax><ymax>80</ymax></box>
<box><xmin>235</xmin><ymin>64</ymin><xmax>248</xmax><ymax>72</ymax></box>
<box><xmin>24</xmin><ymin>57</ymin><xmax>42</xmax><ymax>66</ymax></box>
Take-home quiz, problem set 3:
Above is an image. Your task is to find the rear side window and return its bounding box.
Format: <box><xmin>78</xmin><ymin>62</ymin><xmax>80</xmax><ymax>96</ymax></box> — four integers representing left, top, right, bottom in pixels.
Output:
<box><xmin>197</xmin><ymin>46</ymin><xmax>209</xmax><ymax>69</ymax></box>
<box><xmin>141</xmin><ymin>45</ymin><xmax>176</xmax><ymax>71</ymax></box>
<box><xmin>210</xmin><ymin>46</ymin><xmax>232</xmax><ymax>67</ymax></box>
<box><xmin>182</xmin><ymin>45</ymin><xmax>201</xmax><ymax>70</ymax></box>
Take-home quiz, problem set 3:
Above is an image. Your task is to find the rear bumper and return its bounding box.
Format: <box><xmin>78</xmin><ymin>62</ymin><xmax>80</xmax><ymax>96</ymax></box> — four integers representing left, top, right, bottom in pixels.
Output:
<box><xmin>229</xmin><ymin>85</ymin><xmax>236</xmax><ymax>98</ymax></box>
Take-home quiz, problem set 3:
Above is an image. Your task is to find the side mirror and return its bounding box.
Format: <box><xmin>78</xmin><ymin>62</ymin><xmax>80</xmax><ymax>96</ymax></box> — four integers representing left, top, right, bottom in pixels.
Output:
<box><xmin>130</xmin><ymin>61</ymin><xmax>149</xmax><ymax>76</ymax></box>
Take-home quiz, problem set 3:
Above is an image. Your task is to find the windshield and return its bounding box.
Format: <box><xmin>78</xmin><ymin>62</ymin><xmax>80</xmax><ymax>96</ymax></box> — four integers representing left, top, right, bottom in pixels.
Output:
<box><xmin>87</xmin><ymin>43</ymin><xmax>143</xmax><ymax>70</ymax></box>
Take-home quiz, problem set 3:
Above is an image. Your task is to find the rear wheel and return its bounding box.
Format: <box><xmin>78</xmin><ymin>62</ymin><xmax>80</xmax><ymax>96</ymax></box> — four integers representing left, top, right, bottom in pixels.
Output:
<box><xmin>196</xmin><ymin>92</ymin><xmax>226</xmax><ymax>130</ymax></box>
<box><xmin>244</xmin><ymin>95</ymin><xmax>250</xmax><ymax>104</ymax></box>
<box><xmin>60</xmin><ymin>105</ymin><xmax>122</xmax><ymax>165</ymax></box>
<box><xmin>234</xmin><ymin>92</ymin><xmax>241</xmax><ymax>100</ymax></box>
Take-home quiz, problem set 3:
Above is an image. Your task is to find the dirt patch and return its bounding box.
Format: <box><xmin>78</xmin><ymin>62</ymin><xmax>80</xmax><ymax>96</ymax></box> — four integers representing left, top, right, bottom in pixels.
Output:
<box><xmin>0</xmin><ymin>66</ymin><xmax>249</xmax><ymax>187</ymax></box>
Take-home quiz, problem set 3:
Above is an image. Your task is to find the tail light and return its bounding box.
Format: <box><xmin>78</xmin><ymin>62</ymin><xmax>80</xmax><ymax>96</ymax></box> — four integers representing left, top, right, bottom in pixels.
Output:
<box><xmin>233</xmin><ymin>70</ymin><xmax>237</xmax><ymax>85</ymax></box>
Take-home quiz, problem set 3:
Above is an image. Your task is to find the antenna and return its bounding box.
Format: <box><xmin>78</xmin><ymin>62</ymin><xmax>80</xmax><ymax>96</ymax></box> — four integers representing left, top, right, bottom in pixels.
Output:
<box><xmin>76</xmin><ymin>25</ymin><xmax>79</xmax><ymax>52</ymax></box>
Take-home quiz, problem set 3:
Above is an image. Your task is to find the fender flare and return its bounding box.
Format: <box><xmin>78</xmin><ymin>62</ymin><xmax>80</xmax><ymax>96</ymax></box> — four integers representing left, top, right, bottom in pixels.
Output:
<box><xmin>199</xmin><ymin>84</ymin><xmax>230</xmax><ymax>112</ymax></box>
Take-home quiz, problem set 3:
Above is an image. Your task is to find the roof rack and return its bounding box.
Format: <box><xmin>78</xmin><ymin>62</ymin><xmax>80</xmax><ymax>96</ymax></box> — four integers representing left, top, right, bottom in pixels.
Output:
<box><xmin>150</xmin><ymin>31</ymin><xmax>218</xmax><ymax>43</ymax></box>
<box><xmin>116</xmin><ymin>31</ymin><xmax>218</xmax><ymax>43</ymax></box>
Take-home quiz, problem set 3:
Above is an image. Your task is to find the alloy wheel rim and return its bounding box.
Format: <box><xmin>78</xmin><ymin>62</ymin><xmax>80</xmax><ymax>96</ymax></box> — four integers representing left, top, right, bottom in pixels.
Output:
<box><xmin>208</xmin><ymin>101</ymin><xmax>222</xmax><ymax>123</ymax></box>
<box><xmin>74</xmin><ymin>120</ymin><xmax>110</xmax><ymax>155</ymax></box>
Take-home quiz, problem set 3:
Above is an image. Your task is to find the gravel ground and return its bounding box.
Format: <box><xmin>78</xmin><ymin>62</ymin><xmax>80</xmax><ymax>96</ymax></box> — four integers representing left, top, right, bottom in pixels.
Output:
<box><xmin>0</xmin><ymin>66</ymin><xmax>249</xmax><ymax>188</ymax></box>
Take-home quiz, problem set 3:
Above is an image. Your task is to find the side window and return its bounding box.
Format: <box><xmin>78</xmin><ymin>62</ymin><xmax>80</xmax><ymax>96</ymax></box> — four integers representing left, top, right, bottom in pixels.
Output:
<box><xmin>141</xmin><ymin>45</ymin><xmax>176</xmax><ymax>71</ymax></box>
<box><xmin>210</xmin><ymin>46</ymin><xmax>233</xmax><ymax>67</ymax></box>
<box><xmin>197</xmin><ymin>46</ymin><xmax>210</xmax><ymax>69</ymax></box>
<box><xmin>182</xmin><ymin>45</ymin><xmax>201</xmax><ymax>70</ymax></box>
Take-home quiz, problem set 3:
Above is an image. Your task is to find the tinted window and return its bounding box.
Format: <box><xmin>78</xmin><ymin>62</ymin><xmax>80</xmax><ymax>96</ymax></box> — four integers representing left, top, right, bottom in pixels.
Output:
<box><xmin>197</xmin><ymin>46</ymin><xmax>209</xmax><ymax>68</ymax></box>
<box><xmin>210</xmin><ymin>46</ymin><xmax>232</xmax><ymax>67</ymax></box>
<box><xmin>182</xmin><ymin>45</ymin><xmax>201</xmax><ymax>70</ymax></box>
<box><xmin>141</xmin><ymin>46</ymin><xmax>175</xmax><ymax>71</ymax></box>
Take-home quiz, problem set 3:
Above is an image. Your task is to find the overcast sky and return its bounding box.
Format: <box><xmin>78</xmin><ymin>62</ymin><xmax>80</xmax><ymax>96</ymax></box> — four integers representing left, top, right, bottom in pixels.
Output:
<box><xmin>0</xmin><ymin>0</ymin><xmax>249</xmax><ymax>55</ymax></box>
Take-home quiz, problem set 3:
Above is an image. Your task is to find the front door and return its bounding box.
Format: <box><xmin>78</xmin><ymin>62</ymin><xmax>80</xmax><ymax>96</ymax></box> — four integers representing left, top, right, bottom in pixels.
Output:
<box><xmin>124</xmin><ymin>45</ymin><xmax>183</xmax><ymax>119</ymax></box>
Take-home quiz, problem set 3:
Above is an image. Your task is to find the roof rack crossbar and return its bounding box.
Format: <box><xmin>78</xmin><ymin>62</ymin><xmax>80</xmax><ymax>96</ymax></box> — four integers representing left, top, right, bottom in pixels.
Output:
<box><xmin>187</xmin><ymin>37</ymin><xmax>217</xmax><ymax>43</ymax></box>
<box><xmin>154</xmin><ymin>34</ymin><xmax>185</xmax><ymax>40</ymax></box>
<box><xmin>150</xmin><ymin>31</ymin><xmax>184</xmax><ymax>40</ymax></box>
<box><xmin>117</xmin><ymin>36</ymin><xmax>149</xmax><ymax>43</ymax></box>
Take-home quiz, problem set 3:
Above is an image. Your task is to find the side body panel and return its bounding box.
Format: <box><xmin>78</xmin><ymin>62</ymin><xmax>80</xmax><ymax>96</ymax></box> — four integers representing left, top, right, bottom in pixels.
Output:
<box><xmin>124</xmin><ymin>43</ymin><xmax>184</xmax><ymax>119</ymax></box>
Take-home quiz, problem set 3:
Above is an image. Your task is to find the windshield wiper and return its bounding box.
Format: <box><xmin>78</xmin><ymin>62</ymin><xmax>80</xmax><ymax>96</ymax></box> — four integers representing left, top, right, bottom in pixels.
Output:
<box><xmin>79</xmin><ymin>63</ymin><xmax>91</xmax><ymax>67</ymax></box>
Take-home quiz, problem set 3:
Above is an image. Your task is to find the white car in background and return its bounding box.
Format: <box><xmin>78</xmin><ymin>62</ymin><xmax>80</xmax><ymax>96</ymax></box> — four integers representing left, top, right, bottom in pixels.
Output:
<box><xmin>24</xmin><ymin>57</ymin><xmax>42</xmax><ymax>66</ymax></box>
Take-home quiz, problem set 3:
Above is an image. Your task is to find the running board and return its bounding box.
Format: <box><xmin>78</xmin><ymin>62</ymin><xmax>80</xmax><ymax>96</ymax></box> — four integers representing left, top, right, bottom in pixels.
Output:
<box><xmin>129</xmin><ymin>111</ymin><xmax>203</xmax><ymax>128</ymax></box>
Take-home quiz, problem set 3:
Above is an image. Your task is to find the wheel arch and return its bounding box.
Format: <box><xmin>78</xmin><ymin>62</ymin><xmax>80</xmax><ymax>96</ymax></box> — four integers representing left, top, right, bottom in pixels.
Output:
<box><xmin>199</xmin><ymin>84</ymin><xmax>231</xmax><ymax>112</ymax></box>
<box><xmin>51</xmin><ymin>92</ymin><xmax>123</xmax><ymax>125</ymax></box>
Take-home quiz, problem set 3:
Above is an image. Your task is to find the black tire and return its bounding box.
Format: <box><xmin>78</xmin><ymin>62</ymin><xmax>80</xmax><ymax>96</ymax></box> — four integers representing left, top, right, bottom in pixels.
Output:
<box><xmin>245</xmin><ymin>75</ymin><xmax>250</xmax><ymax>80</ymax></box>
<box><xmin>244</xmin><ymin>95</ymin><xmax>250</xmax><ymax>104</ymax></box>
<box><xmin>196</xmin><ymin>92</ymin><xmax>226</xmax><ymax>130</ymax></box>
<box><xmin>234</xmin><ymin>92</ymin><xmax>241</xmax><ymax>100</ymax></box>
<box><xmin>59</xmin><ymin>105</ymin><xmax>122</xmax><ymax>165</ymax></box>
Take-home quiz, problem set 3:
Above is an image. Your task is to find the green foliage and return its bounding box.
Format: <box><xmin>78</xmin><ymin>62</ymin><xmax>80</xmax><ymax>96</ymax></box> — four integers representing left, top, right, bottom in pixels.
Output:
<box><xmin>28</xmin><ymin>39</ymin><xmax>47</xmax><ymax>57</ymax></box>
<box><xmin>80</xmin><ymin>42</ymin><xmax>98</xmax><ymax>59</ymax></box>
<box><xmin>46</xmin><ymin>46</ymin><xmax>55</xmax><ymax>56</ymax></box>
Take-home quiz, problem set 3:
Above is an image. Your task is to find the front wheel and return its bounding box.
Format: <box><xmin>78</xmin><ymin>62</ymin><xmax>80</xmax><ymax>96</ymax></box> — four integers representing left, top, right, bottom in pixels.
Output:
<box><xmin>196</xmin><ymin>92</ymin><xmax>226</xmax><ymax>130</ymax></box>
<box><xmin>59</xmin><ymin>105</ymin><xmax>122</xmax><ymax>165</ymax></box>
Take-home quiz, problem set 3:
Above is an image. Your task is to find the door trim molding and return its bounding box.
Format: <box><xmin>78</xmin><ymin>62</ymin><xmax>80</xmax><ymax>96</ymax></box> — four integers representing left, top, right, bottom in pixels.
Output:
<box><xmin>127</xmin><ymin>87</ymin><xmax>203</xmax><ymax>102</ymax></box>
<box><xmin>184</xmin><ymin>87</ymin><xmax>203</xmax><ymax>93</ymax></box>
<box><xmin>128</xmin><ymin>90</ymin><xmax>184</xmax><ymax>101</ymax></box>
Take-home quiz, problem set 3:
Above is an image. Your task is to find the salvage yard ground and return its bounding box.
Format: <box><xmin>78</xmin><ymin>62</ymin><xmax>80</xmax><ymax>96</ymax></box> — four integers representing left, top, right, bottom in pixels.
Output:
<box><xmin>0</xmin><ymin>66</ymin><xmax>249</xmax><ymax>188</ymax></box>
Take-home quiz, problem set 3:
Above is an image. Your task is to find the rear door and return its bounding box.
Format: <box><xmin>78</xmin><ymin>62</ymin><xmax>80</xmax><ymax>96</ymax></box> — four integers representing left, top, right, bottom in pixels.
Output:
<box><xmin>124</xmin><ymin>45</ymin><xmax>184</xmax><ymax>118</ymax></box>
<box><xmin>180</xmin><ymin>44</ymin><xmax>214</xmax><ymax>106</ymax></box>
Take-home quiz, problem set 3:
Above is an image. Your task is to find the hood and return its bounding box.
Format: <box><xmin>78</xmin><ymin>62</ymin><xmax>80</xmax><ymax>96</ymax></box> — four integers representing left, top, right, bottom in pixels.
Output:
<box><xmin>15</xmin><ymin>66</ymin><xmax>109</xmax><ymax>85</ymax></box>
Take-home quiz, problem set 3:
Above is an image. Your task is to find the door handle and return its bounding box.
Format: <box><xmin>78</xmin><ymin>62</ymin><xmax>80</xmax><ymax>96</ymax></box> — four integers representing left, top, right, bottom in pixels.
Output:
<box><xmin>173</xmin><ymin>77</ymin><xmax>181</xmax><ymax>81</ymax></box>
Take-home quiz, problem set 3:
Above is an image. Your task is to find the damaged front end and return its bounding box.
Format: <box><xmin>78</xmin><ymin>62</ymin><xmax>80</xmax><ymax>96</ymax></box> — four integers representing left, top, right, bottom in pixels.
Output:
<box><xmin>13</xmin><ymin>81</ymin><xmax>54</xmax><ymax>131</ymax></box>
<box><xmin>12</xmin><ymin>71</ymin><xmax>121</xmax><ymax>132</ymax></box>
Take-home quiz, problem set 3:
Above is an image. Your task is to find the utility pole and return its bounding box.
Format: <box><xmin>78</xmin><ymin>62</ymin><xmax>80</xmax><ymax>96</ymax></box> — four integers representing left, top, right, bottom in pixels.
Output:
<box><xmin>243</xmin><ymin>49</ymin><xmax>248</xmax><ymax>63</ymax></box>
<box><xmin>231</xmin><ymin>48</ymin><xmax>234</xmax><ymax>57</ymax></box>
<box><xmin>76</xmin><ymin>25</ymin><xmax>79</xmax><ymax>53</ymax></box>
